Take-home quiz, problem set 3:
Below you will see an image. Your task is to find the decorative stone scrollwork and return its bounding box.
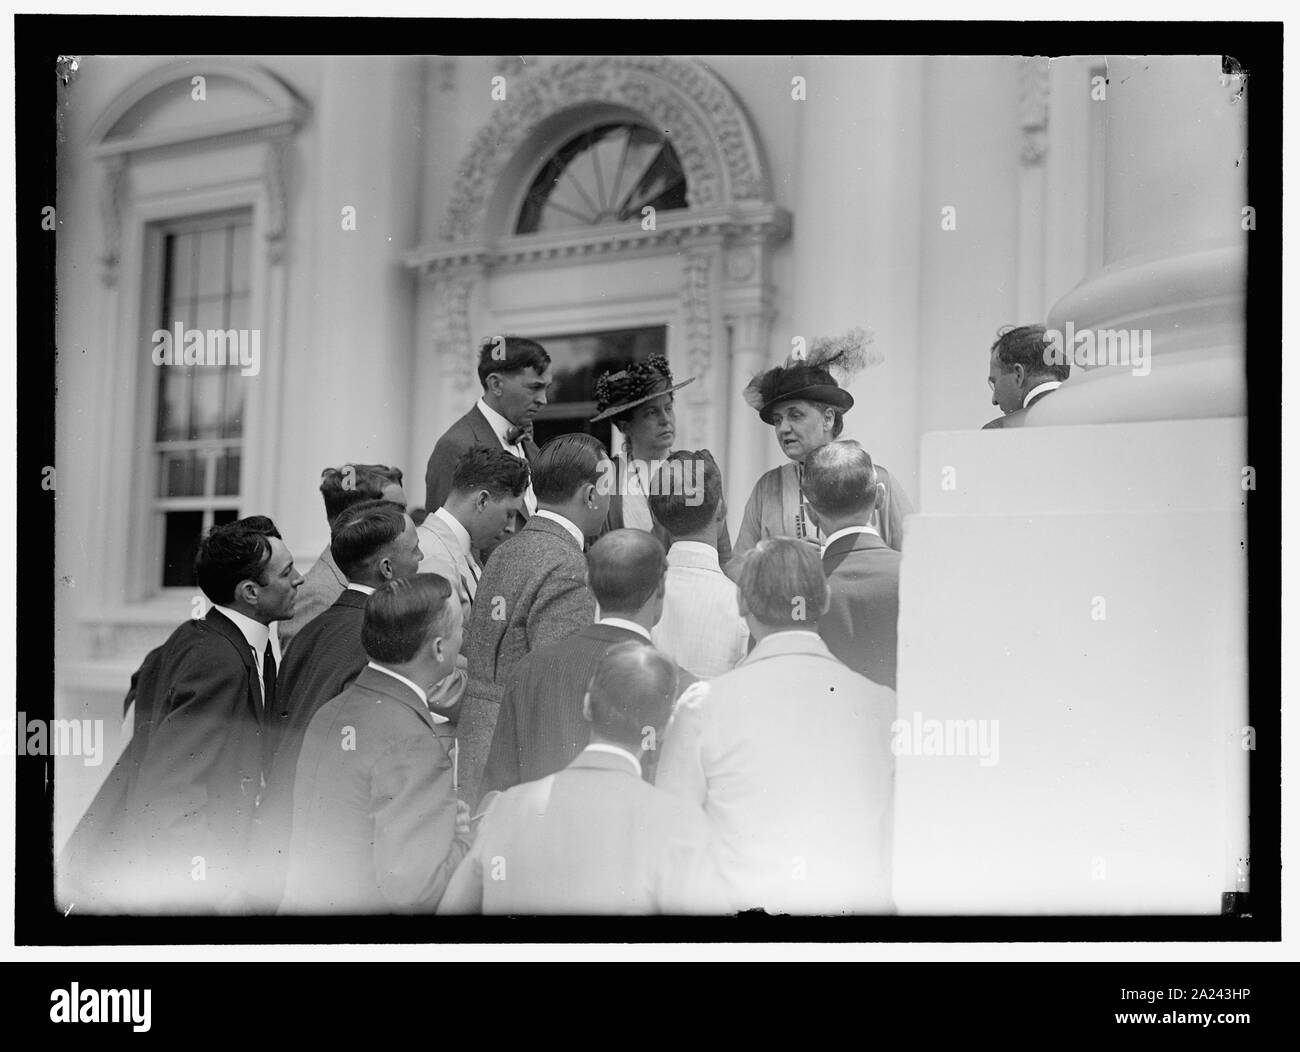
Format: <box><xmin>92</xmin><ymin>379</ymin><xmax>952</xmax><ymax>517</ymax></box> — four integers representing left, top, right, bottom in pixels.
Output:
<box><xmin>441</xmin><ymin>56</ymin><xmax>768</xmax><ymax>241</ymax></box>
<box><xmin>429</xmin><ymin>270</ymin><xmax>478</xmax><ymax>393</ymax></box>
<box><xmin>1019</xmin><ymin>56</ymin><xmax>1051</xmax><ymax>166</ymax></box>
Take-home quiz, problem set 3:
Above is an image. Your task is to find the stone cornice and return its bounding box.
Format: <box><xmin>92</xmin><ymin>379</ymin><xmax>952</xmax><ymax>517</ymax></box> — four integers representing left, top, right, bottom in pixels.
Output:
<box><xmin>405</xmin><ymin>204</ymin><xmax>791</xmax><ymax>277</ymax></box>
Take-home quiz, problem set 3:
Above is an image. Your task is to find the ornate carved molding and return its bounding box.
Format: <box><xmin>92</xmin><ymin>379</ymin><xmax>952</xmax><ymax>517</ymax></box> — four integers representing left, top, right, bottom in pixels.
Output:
<box><xmin>428</xmin><ymin>269</ymin><xmax>478</xmax><ymax>394</ymax></box>
<box><xmin>407</xmin><ymin>204</ymin><xmax>790</xmax><ymax>277</ymax></box>
<box><xmin>1019</xmin><ymin>56</ymin><xmax>1051</xmax><ymax>166</ymax></box>
<box><xmin>439</xmin><ymin>56</ymin><xmax>769</xmax><ymax>242</ymax></box>
<box><xmin>679</xmin><ymin>250</ymin><xmax>716</xmax><ymax>448</ymax></box>
<box><xmin>263</xmin><ymin>135</ymin><xmax>291</xmax><ymax>264</ymax></box>
<box><xmin>98</xmin><ymin>155</ymin><xmax>128</xmax><ymax>287</ymax></box>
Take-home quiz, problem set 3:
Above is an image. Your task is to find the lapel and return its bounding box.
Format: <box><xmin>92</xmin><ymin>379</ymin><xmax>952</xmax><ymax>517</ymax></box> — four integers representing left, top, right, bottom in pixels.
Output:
<box><xmin>354</xmin><ymin>665</ymin><xmax>438</xmax><ymax>733</ymax></box>
<box><xmin>467</xmin><ymin>404</ymin><xmax>501</xmax><ymax>450</ymax></box>
<box><xmin>204</xmin><ymin>607</ymin><xmax>263</xmax><ymax>723</ymax></box>
<box><xmin>319</xmin><ymin>546</ymin><xmax>347</xmax><ymax>588</ymax></box>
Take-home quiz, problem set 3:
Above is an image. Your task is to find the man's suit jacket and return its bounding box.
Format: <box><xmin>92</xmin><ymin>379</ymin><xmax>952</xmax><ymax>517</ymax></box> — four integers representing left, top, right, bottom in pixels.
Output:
<box><xmin>245</xmin><ymin>588</ymin><xmax>369</xmax><ymax>910</ymax></box>
<box><xmin>280</xmin><ymin>665</ymin><xmax>469</xmax><ymax>914</ymax></box>
<box><xmin>438</xmin><ymin>747</ymin><xmax>723</xmax><ymax>915</ymax></box>
<box><xmin>656</xmin><ymin>631</ymin><xmax>896</xmax><ymax>915</ymax></box>
<box><xmin>818</xmin><ymin>530</ymin><xmax>902</xmax><ymax>689</ymax></box>
<box><xmin>982</xmin><ymin>385</ymin><xmax>1062</xmax><ymax>430</ymax></box>
<box><xmin>480</xmin><ymin>622</ymin><xmax>696</xmax><ymax>803</ymax></box>
<box><xmin>279</xmin><ymin>545</ymin><xmax>346</xmax><ymax>649</ymax></box>
<box><xmin>424</xmin><ymin>404</ymin><xmax>538</xmax><ymax>519</ymax></box>
<box><xmin>417</xmin><ymin>510</ymin><xmax>478</xmax><ymax>615</ymax></box>
<box><xmin>460</xmin><ymin>515</ymin><xmax>597</xmax><ymax>804</ymax></box>
<box><xmin>59</xmin><ymin>608</ymin><xmax>269</xmax><ymax>913</ymax></box>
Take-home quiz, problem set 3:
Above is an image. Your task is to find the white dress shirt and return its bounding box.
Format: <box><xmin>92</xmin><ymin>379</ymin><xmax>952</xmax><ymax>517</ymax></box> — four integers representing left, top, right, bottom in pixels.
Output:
<box><xmin>346</xmin><ymin>582</ymin><xmax>376</xmax><ymax>595</ymax></box>
<box><xmin>616</xmin><ymin>452</ymin><xmax>660</xmax><ymax>533</ymax></box>
<box><xmin>596</xmin><ymin>616</ymin><xmax>651</xmax><ymax>641</ymax></box>
<box><xmin>650</xmin><ymin>541</ymin><xmax>750</xmax><ymax>679</ymax></box>
<box><xmin>214</xmin><ymin>604</ymin><xmax>277</xmax><ymax>681</ymax></box>
<box><xmin>365</xmin><ymin>661</ymin><xmax>449</xmax><ymax>724</ymax></box>
<box><xmin>581</xmin><ymin>741</ymin><xmax>642</xmax><ymax>777</ymax></box>
<box><xmin>532</xmin><ymin>508</ymin><xmax>585</xmax><ymax>549</ymax></box>
<box><xmin>477</xmin><ymin>397</ymin><xmax>538</xmax><ymax>514</ymax></box>
<box><xmin>1023</xmin><ymin>380</ymin><xmax>1063</xmax><ymax>410</ymax></box>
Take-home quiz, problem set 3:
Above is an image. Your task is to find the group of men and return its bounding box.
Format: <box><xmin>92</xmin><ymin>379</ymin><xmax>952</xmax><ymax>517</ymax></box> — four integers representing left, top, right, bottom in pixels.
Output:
<box><xmin>62</xmin><ymin>336</ymin><xmax>908</xmax><ymax>916</ymax></box>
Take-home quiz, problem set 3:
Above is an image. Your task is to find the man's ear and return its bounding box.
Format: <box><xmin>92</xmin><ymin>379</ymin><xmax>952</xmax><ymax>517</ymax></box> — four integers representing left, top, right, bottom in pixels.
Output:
<box><xmin>474</xmin><ymin>489</ymin><xmax>490</xmax><ymax>513</ymax></box>
<box><xmin>1013</xmin><ymin>363</ymin><xmax>1027</xmax><ymax>387</ymax></box>
<box><xmin>234</xmin><ymin>579</ymin><xmax>259</xmax><ymax>606</ymax></box>
<box><xmin>378</xmin><ymin>555</ymin><xmax>394</xmax><ymax>581</ymax></box>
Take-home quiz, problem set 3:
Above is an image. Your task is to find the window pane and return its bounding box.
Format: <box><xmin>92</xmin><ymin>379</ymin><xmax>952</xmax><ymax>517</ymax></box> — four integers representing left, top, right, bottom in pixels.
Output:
<box><xmin>230</xmin><ymin>225</ymin><xmax>251</xmax><ymax>294</ymax></box>
<box><xmin>158</xmin><ymin>450</ymin><xmax>206</xmax><ymax>498</ymax></box>
<box><xmin>196</xmin><ymin>226</ymin><xmax>230</xmax><ymax>297</ymax></box>
<box><xmin>161</xmin><ymin>510</ymin><xmax>204</xmax><ymax>588</ymax></box>
<box><xmin>221</xmin><ymin>366</ymin><xmax>245</xmax><ymax>438</ymax></box>
<box><xmin>167</xmin><ymin>232</ymin><xmax>196</xmax><ymax>306</ymax></box>
<box><xmin>214</xmin><ymin>449</ymin><xmax>241</xmax><ymax>496</ymax></box>
<box><xmin>213</xmin><ymin>508</ymin><xmax>239</xmax><ymax>527</ymax></box>
<box><xmin>189</xmin><ymin>368</ymin><xmax>223</xmax><ymax>439</ymax></box>
<box><xmin>156</xmin><ymin>370</ymin><xmax>191</xmax><ymax>441</ymax></box>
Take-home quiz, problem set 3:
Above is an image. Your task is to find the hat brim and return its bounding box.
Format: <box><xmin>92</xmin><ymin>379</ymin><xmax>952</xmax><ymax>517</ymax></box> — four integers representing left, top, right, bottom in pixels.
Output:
<box><xmin>758</xmin><ymin>385</ymin><xmax>854</xmax><ymax>425</ymax></box>
<box><xmin>590</xmin><ymin>376</ymin><xmax>696</xmax><ymax>422</ymax></box>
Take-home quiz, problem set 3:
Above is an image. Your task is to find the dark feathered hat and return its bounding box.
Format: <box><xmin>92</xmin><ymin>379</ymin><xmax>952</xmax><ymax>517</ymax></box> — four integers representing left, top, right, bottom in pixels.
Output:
<box><xmin>743</xmin><ymin>328</ymin><xmax>879</xmax><ymax>425</ymax></box>
<box><xmin>591</xmin><ymin>354</ymin><xmax>695</xmax><ymax>423</ymax></box>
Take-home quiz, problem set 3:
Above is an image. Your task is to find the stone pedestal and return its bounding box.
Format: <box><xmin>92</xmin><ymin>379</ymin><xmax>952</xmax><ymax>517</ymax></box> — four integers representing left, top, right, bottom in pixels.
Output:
<box><xmin>893</xmin><ymin>419</ymin><xmax>1248</xmax><ymax>913</ymax></box>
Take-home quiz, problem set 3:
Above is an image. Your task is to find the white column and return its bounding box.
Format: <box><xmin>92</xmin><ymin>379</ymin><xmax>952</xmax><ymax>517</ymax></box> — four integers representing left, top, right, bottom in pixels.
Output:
<box><xmin>1037</xmin><ymin>55</ymin><xmax>1248</xmax><ymax>425</ymax></box>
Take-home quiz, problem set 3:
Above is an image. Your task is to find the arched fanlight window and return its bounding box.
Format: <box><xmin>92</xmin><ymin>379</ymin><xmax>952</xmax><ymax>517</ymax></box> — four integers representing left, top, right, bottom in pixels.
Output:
<box><xmin>516</xmin><ymin>123</ymin><xmax>688</xmax><ymax>234</ymax></box>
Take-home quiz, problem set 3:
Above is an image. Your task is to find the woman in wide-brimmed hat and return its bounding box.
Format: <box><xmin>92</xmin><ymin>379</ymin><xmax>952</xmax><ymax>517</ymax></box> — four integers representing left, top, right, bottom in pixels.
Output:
<box><xmin>591</xmin><ymin>354</ymin><xmax>732</xmax><ymax>562</ymax></box>
<box><xmin>730</xmin><ymin>330</ymin><xmax>910</xmax><ymax>570</ymax></box>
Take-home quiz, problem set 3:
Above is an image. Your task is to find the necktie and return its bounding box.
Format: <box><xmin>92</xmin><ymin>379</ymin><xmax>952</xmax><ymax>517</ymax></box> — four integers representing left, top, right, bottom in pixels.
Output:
<box><xmin>463</xmin><ymin>555</ymin><xmax>481</xmax><ymax>601</ymax></box>
<box><xmin>504</xmin><ymin>422</ymin><xmax>533</xmax><ymax>447</ymax></box>
<box><xmin>262</xmin><ymin>641</ymin><xmax>277</xmax><ymax>714</ymax></box>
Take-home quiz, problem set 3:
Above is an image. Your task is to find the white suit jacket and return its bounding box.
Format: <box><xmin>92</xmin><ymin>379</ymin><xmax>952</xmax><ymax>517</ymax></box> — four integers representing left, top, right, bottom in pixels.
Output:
<box><xmin>656</xmin><ymin>629</ymin><xmax>897</xmax><ymax>915</ymax></box>
<box><xmin>418</xmin><ymin>509</ymin><xmax>479</xmax><ymax>615</ymax></box>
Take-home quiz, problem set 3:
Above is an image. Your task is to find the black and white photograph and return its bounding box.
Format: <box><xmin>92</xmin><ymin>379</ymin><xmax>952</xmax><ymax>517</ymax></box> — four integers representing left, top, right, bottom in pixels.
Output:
<box><xmin>8</xmin><ymin>12</ymin><xmax>1285</xmax><ymax>984</ymax></box>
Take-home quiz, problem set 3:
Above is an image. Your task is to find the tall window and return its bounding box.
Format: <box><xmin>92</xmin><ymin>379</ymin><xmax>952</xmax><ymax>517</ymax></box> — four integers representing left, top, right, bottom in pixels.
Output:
<box><xmin>151</xmin><ymin>211</ymin><xmax>252</xmax><ymax>587</ymax></box>
<box><xmin>516</xmin><ymin>124</ymin><xmax>687</xmax><ymax>235</ymax></box>
<box><xmin>531</xmin><ymin>326</ymin><xmax>668</xmax><ymax>449</ymax></box>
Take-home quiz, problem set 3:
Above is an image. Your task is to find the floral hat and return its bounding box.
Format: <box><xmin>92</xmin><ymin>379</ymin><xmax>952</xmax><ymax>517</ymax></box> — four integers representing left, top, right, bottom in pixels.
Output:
<box><xmin>590</xmin><ymin>354</ymin><xmax>696</xmax><ymax>423</ymax></box>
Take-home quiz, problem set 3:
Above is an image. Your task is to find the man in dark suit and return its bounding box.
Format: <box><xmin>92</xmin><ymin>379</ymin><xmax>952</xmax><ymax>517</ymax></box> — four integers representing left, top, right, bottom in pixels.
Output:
<box><xmin>479</xmin><ymin>529</ymin><xmax>694</xmax><ymax>804</ymax></box>
<box><xmin>983</xmin><ymin>323</ymin><xmax>1070</xmax><ymax>429</ymax></box>
<box><xmin>280</xmin><ymin>463</ymin><xmax>406</xmax><ymax>647</ymax></box>
<box><xmin>440</xmin><ymin>642</ymin><xmax>723</xmax><ymax>915</ymax></box>
<box><xmin>281</xmin><ymin>575</ymin><xmax>472</xmax><ymax>914</ymax></box>
<box><xmin>59</xmin><ymin>517</ymin><xmax>303</xmax><ymax>914</ymax></box>
<box><xmin>424</xmin><ymin>336</ymin><xmax>550</xmax><ymax>539</ymax></box>
<box><xmin>803</xmin><ymin>440</ymin><xmax>903</xmax><ymax>690</ymax></box>
<box><xmin>459</xmin><ymin>433</ymin><xmax>612</xmax><ymax>804</ymax></box>
<box><xmin>248</xmin><ymin>499</ymin><xmax>451</xmax><ymax>910</ymax></box>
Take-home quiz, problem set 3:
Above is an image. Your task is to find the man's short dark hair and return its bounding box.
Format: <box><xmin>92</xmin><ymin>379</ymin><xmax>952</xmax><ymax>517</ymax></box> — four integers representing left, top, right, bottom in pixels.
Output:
<box><xmin>330</xmin><ymin>499</ymin><xmax>408</xmax><ymax>581</ymax></box>
<box><xmin>362</xmin><ymin>575</ymin><xmax>454</xmax><ymax>665</ymax></box>
<box><xmin>736</xmin><ymin>537</ymin><xmax>829</xmax><ymax>629</ymax></box>
<box><xmin>587</xmin><ymin>530</ymin><xmax>665</xmax><ymax>614</ymax></box>
<box><xmin>319</xmin><ymin>463</ymin><xmax>405</xmax><ymax>524</ymax></box>
<box><xmin>991</xmin><ymin>323</ymin><xmax>1068</xmax><ymax>383</ymax></box>
<box><xmin>450</xmin><ymin>446</ymin><xmax>530</xmax><ymax>500</ymax></box>
<box><xmin>476</xmin><ymin>336</ymin><xmax>551</xmax><ymax>388</ymax></box>
<box><xmin>647</xmin><ymin>450</ymin><xmax>722</xmax><ymax>538</ymax></box>
<box><xmin>195</xmin><ymin>516</ymin><xmax>281</xmax><ymax>605</ymax></box>
<box><xmin>532</xmin><ymin>433</ymin><xmax>608</xmax><ymax>505</ymax></box>
<box><xmin>803</xmin><ymin>440</ymin><xmax>878</xmax><ymax>520</ymax></box>
<box><xmin>586</xmin><ymin>641</ymin><xmax>679</xmax><ymax>750</ymax></box>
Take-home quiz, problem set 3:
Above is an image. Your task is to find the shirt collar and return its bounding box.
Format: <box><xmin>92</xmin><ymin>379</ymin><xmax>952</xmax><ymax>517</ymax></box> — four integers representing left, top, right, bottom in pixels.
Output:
<box><xmin>667</xmin><ymin>540</ymin><xmax>722</xmax><ymax>569</ymax></box>
<box><xmin>476</xmin><ymin>398</ymin><xmax>517</xmax><ymax>444</ymax></box>
<box><xmin>346</xmin><ymin>582</ymin><xmax>376</xmax><ymax>595</ymax></box>
<box><xmin>581</xmin><ymin>742</ymin><xmax>642</xmax><ymax>777</ymax></box>
<box><xmin>532</xmin><ymin>508</ymin><xmax>585</xmax><ymax>548</ymax></box>
<box><xmin>596</xmin><ymin>616</ymin><xmax>651</xmax><ymax>641</ymax></box>
<box><xmin>821</xmin><ymin>524</ymin><xmax>880</xmax><ymax>553</ymax></box>
<box><xmin>431</xmin><ymin>505</ymin><xmax>473</xmax><ymax>557</ymax></box>
<box><xmin>214</xmin><ymin>604</ymin><xmax>270</xmax><ymax>656</ymax></box>
<box><xmin>1023</xmin><ymin>380</ymin><xmax>1063</xmax><ymax>410</ymax></box>
<box><xmin>365</xmin><ymin>661</ymin><xmax>449</xmax><ymax>723</ymax></box>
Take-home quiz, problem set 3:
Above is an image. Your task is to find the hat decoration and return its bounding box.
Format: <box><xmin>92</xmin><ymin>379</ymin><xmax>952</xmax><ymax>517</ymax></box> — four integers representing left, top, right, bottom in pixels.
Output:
<box><xmin>591</xmin><ymin>354</ymin><xmax>696</xmax><ymax>422</ymax></box>
<box><xmin>742</xmin><ymin>327</ymin><xmax>879</xmax><ymax>425</ymax></box>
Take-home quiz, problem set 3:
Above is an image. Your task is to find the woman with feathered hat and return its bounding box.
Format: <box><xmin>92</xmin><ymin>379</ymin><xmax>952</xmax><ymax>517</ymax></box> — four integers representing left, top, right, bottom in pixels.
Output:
<box><xmin>591</xmin><ymin>354</ymin><xmax>732</xmax><ymax>562</ymax></box>
<box><xmin>731</xmin><ymin>329</ymin><xmax>911</xmax><ymax>568</ymax></box>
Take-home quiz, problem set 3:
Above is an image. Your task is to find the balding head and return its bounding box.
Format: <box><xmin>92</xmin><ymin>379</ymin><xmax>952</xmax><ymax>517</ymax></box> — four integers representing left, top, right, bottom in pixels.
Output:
<box><xmin>586</xmin><ymin>529</ymin><xmax>667</xmax><ymax>618</ymax></box>
<box><xmin>584</xmin><ymin>641</ymin><xmax>679</xmax><ymax>751</ymax></box>
<box><xmin>803</xmin><ymin>439</ymin><xmax>882</xmax><ymax>528</ymax></box>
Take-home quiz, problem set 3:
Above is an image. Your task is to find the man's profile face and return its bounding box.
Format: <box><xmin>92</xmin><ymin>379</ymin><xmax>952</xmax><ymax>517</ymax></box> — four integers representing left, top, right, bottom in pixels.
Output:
<box><xmin>384</xmin><ymin>515</ymin><xmax>424</xmax><ymax>580</ymax></box>
<box><xmin>493</xmin><ymin>366</ymin><xmax>552</xmax><ymax>426</ymax></box>
<box><xmin>988</xmin><ymin>352</ymin><xmax>1025</xmax><ymax>415</ymax></box>
<box><xmin>471</xmin><ymin>492</ymin><xmax>524</xmax><ymax>550</ymax></box>
<box><xmin>253</xmin><ymin>536</ymin><xmax>303</xmax><ymax>622</ymax></box>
